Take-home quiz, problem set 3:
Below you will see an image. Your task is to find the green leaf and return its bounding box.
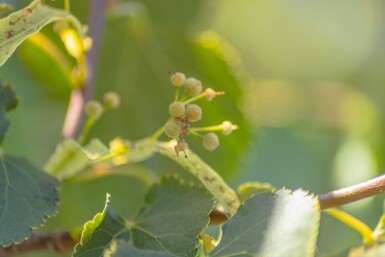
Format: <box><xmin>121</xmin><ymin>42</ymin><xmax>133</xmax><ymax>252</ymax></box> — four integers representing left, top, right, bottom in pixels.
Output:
<box><xmin>131</xmin><ymin>177</ymin><xmax>213</xmax><ymax>256</ymax></box>
<box><xmin>210</xmin><ymin>189</ymin><xmax>320</xmax><ymax>257</ymax></box>
<box><xmin>109</xmin><ymin>241</ymin><xmax>176</xmax><ymax>257</ymax></box>
<box><xmin>73</xmin><ymin>194</ymin><xmax>130</xmax><ymax>257</ymax></box>
<box><xmin>0</xmin><ymin>154</ymin><xmax>59</xmax><ymax>246</ymax></box>
<box><xmin>237</xmin><ymin>181</ymin><xmax>276</xmax><ymax>202</ymax></box>
<box><xmin>348</xmin><ymin>244</ymin><xmax>385</xmax><ymax>257</ymax></box>
<box><xmin>155</xmin><ymin>141</ymin><xmax>239</xmax><ymax>216</ymax></box>
<box><xmin>44</xmin><ymin>139</ymin><xmax>110</xmax><ymax>179</ymax></box>
<box><xmin>0</xmin><ymin>80</ymin><xmax>18</xmax><ymax>145</ymax></box>
<box><xmin>74</xmin><ymin>177</ymin><xmax>214</xmax><ymax>257</ymax></box>
<box><xmin>18</xmin><ymin>33</ymin><xmax>73</xmax><ymax>97</ymax></box>
<box><xmin>93</xmin><ymin>4</ymin><xmax>249</xmax><ymax>178</ymax></box>
<box><xmin>0</xmin><ymin>0</ymin><xmax>81</xmax><ymax>67</ymax></box>
<box><xmin>0</xmin><ymin>4</ymin><xmax>13</xmax><ymax>18</ymax></box>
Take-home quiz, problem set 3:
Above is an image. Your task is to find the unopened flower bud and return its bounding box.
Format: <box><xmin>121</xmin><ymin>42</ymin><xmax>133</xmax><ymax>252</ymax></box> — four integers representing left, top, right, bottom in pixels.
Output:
<box><xmin>184</xmin><ymin>77</ymin><xmax>202</xmax><ymax>96</ymax></box>
<box><xmin>169</xmin><ymin>101</ymin><xmax>185</xmax><ymax>118</ymax></box>
<box><xmin>85</xmin><ymin>100</ymin><xmax>103</xmax><ymax>119</ymax></box>
<box><xmin>170</xmin><ymin>72</ymin><xmax>186</xmax><ymax>87</ymax></box>
<box><xmin>174</xmin><ymin>141</ymin><xmax>188</xmax><ymax>157</ymax></box>
<box><xmin>222</xmin><ymin>121</ymin><xmax>237</xmax><ymax>135</ymax></box>
<box><xmin>165</xmin><ymin>120</ymin><xmax>182</xmax><ymax>138</ymax></box>
<box><xmin>204</xmin><ymin>88</ymin><xmax>217</xmax><ymax>101</ymax></box>
<box><xmin>103</xmin><ymin>91</ymin><xmax>121</xmax><ymax>109</ymax></box>
<box><xmin>202</xmin><ymin>133</ymin><xmax>220</xmax><ymax>151</ymax></box>
<box><xmin>185</xmin><ymin>104</ymin><xmax>202</xmax><ymax>122</ymax></box>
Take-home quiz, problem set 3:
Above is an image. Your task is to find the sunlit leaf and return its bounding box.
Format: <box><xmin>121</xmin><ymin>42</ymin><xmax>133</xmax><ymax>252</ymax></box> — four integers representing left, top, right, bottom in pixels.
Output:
<box><xmin>237</xmin><ymin>181</ymin><xmax>276</xmax><ymax>202</ymax></box>
<box><xmin>18</xmin><ymin>33</ymin><xmax>74</xmax><ymax>96</ymax></box>
<box><xmin>73</xmin><ymin>194</ymin><xmax>130</xmax><ymax>257</ymax></box>
<box><xmin>0</xmin><ymin>0</ymin><xmax>82</xmax><ymax>67</ymax></box>
<box><xmin>44</xmin><ymin>138</ymin><xmax>110</xmax><ymax>179</ymax></box>
<box><xmin>0</xmin><ymin>155</ymin><xmax>59</xmax><ymax>246</ymax></box>
<box><xmin>210</xmin><ymin>189</ymin><xmax>320</xmax><ymax>257</ymax></box>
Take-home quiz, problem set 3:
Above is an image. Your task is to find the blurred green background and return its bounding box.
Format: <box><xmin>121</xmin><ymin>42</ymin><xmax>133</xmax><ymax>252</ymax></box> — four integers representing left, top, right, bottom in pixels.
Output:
<box><xmin>2</xmin><ymin>0</ymin><xmax>385</xmax><ymax>256</ymax></box>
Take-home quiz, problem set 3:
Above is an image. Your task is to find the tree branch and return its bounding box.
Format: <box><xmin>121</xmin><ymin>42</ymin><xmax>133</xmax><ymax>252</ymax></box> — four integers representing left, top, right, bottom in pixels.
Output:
<box><xmin>318</xmin><ymin>173</ymin><xmax>385</xmax><ymax>210</ymax></box>
<box><xmin>61</xmin><ymin>0</ymin><xmax>108</xmax><ymax>139</ymax></box>
<box><xmin>0</xmin><ymin>232</ymin><xmax>76</xmax><ymax>257</ymax></box>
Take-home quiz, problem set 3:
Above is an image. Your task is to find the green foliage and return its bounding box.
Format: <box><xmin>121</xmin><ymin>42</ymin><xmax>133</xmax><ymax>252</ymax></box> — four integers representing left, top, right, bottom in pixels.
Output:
<box><xmin>74</xmin><ymin>177</ymin><xmax>214</xmax><ymax>257</ymax></box>
<box><xmin>109</xmin><ymin>242</ymin><xmax>176</xmax><ymax>257</ymax></box>
<box><xmin>0</xmin><ymin>0</ymin><xmax>82</xmax><ymax>67</ymax></box>
<box><xmin>0</xmin><ymin>3</ymin><xmax>13</xmax><ymax>18</ymax></box>
<box><xmin>0</xmin><ymin>155</ymin><xmax>59</xmax><ymax>246</ymax></box>
<box><xmin>348</xmin><ymin>244</ymin><xmax>385</xmax><ymax>257</ymax></box>
<box><xmin>210</xmin><ymin>190</ymin><xmax>320</xmax><ymax>257</ymax></box>
<box><xmin>0</xmin><ymin>80</ymin><xmax>18</xmax><ymax>144</ymax></box>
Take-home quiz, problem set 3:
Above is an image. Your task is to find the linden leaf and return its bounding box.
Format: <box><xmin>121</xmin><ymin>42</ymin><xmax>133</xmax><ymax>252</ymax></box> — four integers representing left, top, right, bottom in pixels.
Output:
<box><xmin>109</xmin><ymin>241</ymin><xmax>176</xmax><ymax>257</ymax></box>
<box><xmin>0</xmin><ymin>0</ymin><xmax>82</xmax><ymax>67</ymax></box>
<box><xmin>0</xmin><ymin>155</ymin><xmax>59</xmax><ymax>246</ymax></box>
<box><xmin>210</xmin><ymin>189</ymin><xmax>320</xmax><ymax>257</ymax></box>
<box><xmin>73</xmin><ymin>194</ymin><xmax>130</xmax><ymax>257</ymax></box>
<box><xmin>348</xmin><ymin>244</ymin><xmax>385</xmax><ymax>257</ymax></box>
<box><xmin>73</xmin><ymin>177</ymin><xmax>214</xmax><ymax>257</ymax></box>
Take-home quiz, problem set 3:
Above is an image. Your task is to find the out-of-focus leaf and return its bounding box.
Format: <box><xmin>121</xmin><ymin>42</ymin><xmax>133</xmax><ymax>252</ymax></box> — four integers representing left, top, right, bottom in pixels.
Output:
<box><xmin>94</xmin><ymin>5</ymin><xmax>249</xmax><ymax>178</ymax></box>
<box><xmin>0</xmin><ymin>0</ymin><xmax>81</xmax><ymax>67</ymax></box>
<box><xmin>18</xmin><ymin>33</ymin><xmax>73</xmax><ymax>97</ymax></box>
<box><xmin>348</xmin><ymin>244</ymin><xmax>385</xmax><ymax>257</ymax></box>
<box><xmin>0</xmin><ymin>81</ymin><xmax>18</xmax><ymax>145</ymax></box>
<box><xmin>210</xmin><ymin>189</ymin><xmax>320</xmax><ymax>257</ymax></box>
<box><xmin>44</xmin><ymin>138</ymin><xmax>110</xmax><ymax>179</ymax></box>
<box><xmin>0</xmin><ymin>3</ymin><xmax>13</xmax><ymax>18</ymax></box>
<box><xmin>73</xmin><ymin>177</ymin><xmax>214</xmax><ymax>257</ymax></box>
<box><xmin>109</xmin><ymin>241</ymin><xmax>176</xmax><ymax>257</ymax></box>
<box><xmin>0</xmin><ymin>155</ymin><xmax>59</xmax><ymax>246</ymax></box>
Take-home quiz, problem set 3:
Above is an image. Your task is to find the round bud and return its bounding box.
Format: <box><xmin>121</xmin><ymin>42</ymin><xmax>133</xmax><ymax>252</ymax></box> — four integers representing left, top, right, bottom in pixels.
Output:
<box><xmin>170</xmin><ymin>72</ymin><xmax>186</xmax><ymax>87</ymax></box>
<box><xmin>174</xmin><ymin>141</ymin><xmax>188</xmax><ymax>157</ymax></box>
<box><xmin>85</xmin><ymin>100</ymin><xmax>103</xmax><ymax>119</ymax></box>
<box><xmin>222</xmin><ymin>121</ymin><xmax>236</xmax><ymax>135</ymax></box>
<box><xmin>204</xmin><ymin>88</ymin><xmax>217</xmax><ymax>101</ymax></box>
<box><xmin>169</xmin><ymin>101</ymin><xmax>185</xmax><ymax>118</ymax></box>
<box><xmin>184</xmin><ymin>77</ymin><xmax>202</xmax><ymax>96</ymax></box>
<box><xmin>185</xmin><ymin>104</ymin><xmax>202</xmax><ymax>122</ymax></box>
<box><xmin>103</xmin><ymin>91</ymin><xmax>121</xmax><ymax>109</ymax></box>
<box><xmin>165</xmin><ymin>120</ymin><xmax>182</xmax><ymax>138</ymax></box>
<box><xmin>202</xmin><ymin>133</ymin><xmax>220</xmax><ymax>151</ymax></box>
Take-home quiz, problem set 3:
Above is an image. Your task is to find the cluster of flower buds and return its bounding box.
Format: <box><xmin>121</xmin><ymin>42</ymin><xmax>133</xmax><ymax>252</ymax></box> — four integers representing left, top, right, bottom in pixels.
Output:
<box><xmin>164</xmin><ymin>72</ymin><xmax>237</xmax><ymax>157</ymax></box>
<box><xmin>85</xmin><ymin>91</ymin><xmax>121</xmax><ymax>119</ymax></box>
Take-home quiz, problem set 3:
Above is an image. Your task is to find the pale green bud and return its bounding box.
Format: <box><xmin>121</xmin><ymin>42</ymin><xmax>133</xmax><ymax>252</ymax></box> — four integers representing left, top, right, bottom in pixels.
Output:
<box><xmin>165</xmin><ymin>120</ymin><xmax>182</xmax><ymax>138</ymax></box>
<box><xmin>185</xmin><ymin>104</ymin><xmax>202</xmax><ymax>122</ymax></box>
<box><xmin>103</xmin><ymin>91</ymin><xmax>121</xmax><ymax>109</ymax></box>
<box><xmin>85</xmin><ymin>100</ymin><xmax>103</xmax><ymax>119</ymax></box>
<box><xmin>202</xmin><ymin>133</ymin><xmax>219</xmax><ymax>151</ymax></box>
<box><xmin>169</xmin><ymin>101</ymin><xmax>185</xmax><ymax>118</ymax></box>
<box><xmin>184</xmin><ymin>77</ymin><xmax>202</xmax><ymax>96</ymax></box>
<box><xmin>170</xmin><ymin>72</ymin><xmax>186</xmax><ymax>87</ymax></box>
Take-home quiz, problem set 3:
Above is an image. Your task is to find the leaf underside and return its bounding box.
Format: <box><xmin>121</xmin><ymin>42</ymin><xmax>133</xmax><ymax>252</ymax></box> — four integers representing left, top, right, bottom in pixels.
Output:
<box><xmin>0</xmin><ymin>155</ymin><xmax>59</xmax><ymax>246</ymax></box>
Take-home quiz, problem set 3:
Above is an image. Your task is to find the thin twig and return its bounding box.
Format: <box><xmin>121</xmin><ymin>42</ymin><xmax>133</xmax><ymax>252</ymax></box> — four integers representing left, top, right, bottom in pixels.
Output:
<box><xmin>61</xmin><ymin>0</ymin><xmax>107</xmax><ymax>139</ymax></box>
<box><xmin>0</xmin><ymin>232</ymin><xmax>76</xmax><ymax>257</ymax></box>
<box><xmin>318</xmin><ymin>173</ymin><xmax>385</xmax><ymax>210</ymax></box>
